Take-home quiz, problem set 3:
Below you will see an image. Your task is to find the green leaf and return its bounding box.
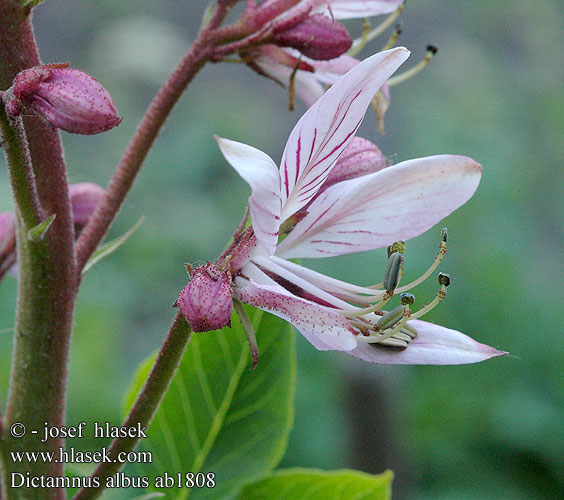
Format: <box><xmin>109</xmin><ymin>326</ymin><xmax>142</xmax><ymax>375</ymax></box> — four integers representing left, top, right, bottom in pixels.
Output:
<box><xmin>82</xmin><ymin>217</ymin><xmax>144</xmax><ymax>275</ymax></box>
<box><xmin>239</xmin><ymin>469</ymin><xmax>394</xmax><ymax>500</ymax></box>
<box><xmin>20</xmin><ymin>0</ymin><xmax>45</xmax><ymax>8</ymax></box>
<box><xmin>27</xmin><ymin>213</ymin><xmax>56</xmax><ymax>242</ymax></box>
<box><xmin>131</xmin><ymin>494</ymin><xmax>166</xmax><ymax>500</ymax></box>
<box><xmin>124</xmin><ymin>307</ymin><xmax>296</xmax><ymax>499</ymax></box>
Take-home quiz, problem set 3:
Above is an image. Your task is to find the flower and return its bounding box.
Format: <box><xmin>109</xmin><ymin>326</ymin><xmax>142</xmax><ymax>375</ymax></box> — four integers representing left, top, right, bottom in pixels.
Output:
<box><xmin>4</xmin><ymin>63</ymin><xmax>121</xmax><ymax>135</ymax></box>
<box><xmin>246</xmin><ymin>0</ymin><xmax>404</xmax><ymax>107</ymax></box>
<box><xmin>214</xmin><ymin>48</ymin><xmax>505</xmax><ymax>365</ymax></box>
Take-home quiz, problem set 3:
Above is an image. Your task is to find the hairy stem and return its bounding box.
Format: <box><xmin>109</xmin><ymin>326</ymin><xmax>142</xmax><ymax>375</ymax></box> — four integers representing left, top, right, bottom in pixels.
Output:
<box><xmin>75</xmin><ymin>28</ymin><xmax>218</xmax><ymax>273</ymax></box>
<box><xmin>73</xmin><ymin>313</ymin><xmax>192</xmax><ymax>500</ymax></box>
<box><xmin>0</xmin><ymin>3</ymin><xmax>76</xmax><ymax>500</ymax></box>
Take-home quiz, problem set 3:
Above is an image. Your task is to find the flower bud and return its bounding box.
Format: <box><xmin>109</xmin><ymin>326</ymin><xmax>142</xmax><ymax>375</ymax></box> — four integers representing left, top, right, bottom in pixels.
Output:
<box><xmin>317</xmin><ymin>137</ymin><xmax>388</xmax><ymax>195</ymax></box>
<box><xmin>174</xmin><ymin>263</ymin><xmax>233</xmax><ymax>332</ymax></box>
<box><xmin>272</xmin><ymin>15</ymin><xmax>352</xmax><ymax>61</ymax></box>
<box><xmin>0</xmin><ymin>212</ymin><xmax>16</xmax><ymax>280</ymax></box>
<box><xmin>69</xmin><ymin>182</ymin><xmax>105</xmax><ymax>232</ymax></box>
<box><xmin>6</xmin><ymin>64</ymin><xmax>121</xmax><ymax>135</ymax></box>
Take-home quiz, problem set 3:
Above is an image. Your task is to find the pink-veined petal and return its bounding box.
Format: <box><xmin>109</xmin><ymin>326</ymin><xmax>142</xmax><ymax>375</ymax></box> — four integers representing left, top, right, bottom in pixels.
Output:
<box><xmin>348</xmin><ymin>319</ymin><xmax>507</xmax><ymax>365</ymax></box>
<box><xmin>216</xmin><ymin>136</ymin><xmax>282</xmax><ymax>255</ymax></box>
<box><xmin>301</xmin><ymin>53</ymin><xmax>360</xmax><ymax>86</ymax></box>
<box><xmin>316</xmin><ymin>0</ymin><xmax>404</xmax><ymax>19</ymax></box>
<box><xmin>279</xmin><ymin>47</ymin><xmax>410</xmax><ymax>221</ymax></box>
<box><xmin>277</xmin><ymin>155</ymin><xmax>482</xmax><ymax>258</ymax></box>
<box><xmin>236</xmin><ymin>273</ymin><xmax>358</xmax><ymax>351</ymax></box>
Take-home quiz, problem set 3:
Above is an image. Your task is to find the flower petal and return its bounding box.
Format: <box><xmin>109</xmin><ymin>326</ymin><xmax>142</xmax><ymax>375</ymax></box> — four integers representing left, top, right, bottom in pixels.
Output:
<box><xmin>236</xmin><ymin>272</ymin><xmax>357</xmax><ymax>352</ymax></box>
<box><xmin>279</xmin><ymin>47</ymin><xmax>409</xmax><ymax>221</ymax></box>
<box><xmin>254</xmin><ymin>53</ymin><xmax>326</xmax><ymax>107</ymax></box>
<box><xmin>216</xmin><ymin>136</ymin><xmax>282</xmax><ymax>254</ymax></box>
<box><xmin>316</xmin><ymin>0</ymin><xmax>405</xmax><ymax>20</ymax></box>
<box><xmin>277</xmin><ymin>155</ymin><xmax>482</xmax><ymax>258</ymax></box>
<box><xmin>348</xmin><ymin>319</ymin><xmax>507</xmax><ymax>364</ymax></box>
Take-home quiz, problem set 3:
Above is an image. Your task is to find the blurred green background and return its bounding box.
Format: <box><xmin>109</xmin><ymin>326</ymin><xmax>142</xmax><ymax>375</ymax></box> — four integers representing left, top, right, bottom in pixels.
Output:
<box><xmin>1</xmin><ymin>0</ymin><xmax>563</xmax><ymax>498</ymax></box>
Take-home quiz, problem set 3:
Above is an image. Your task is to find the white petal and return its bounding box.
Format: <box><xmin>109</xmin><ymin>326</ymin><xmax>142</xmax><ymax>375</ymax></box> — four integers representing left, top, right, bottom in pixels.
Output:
<box><xmin>255</xmin><ymin>56</ymin><xmax>326</xmax><ymax>107</ymax></box>
<box><xmin>348</xmin><ymin>319</ymin><xmax>507</xmax><ymax>365</ymax></box>
<box><xmin>277</xmin><ymin>155</ymin><xmax>482</xmax><ymax>258</ymax></box>
<box><xmin>318</xmin><ymin>0</ymin><xmax>405</xmax><ymax>19</ymax></box>
<box><xmin>279</xmin><ymin>48</ymin><xmax>409</xmax><ymax>221</ymax></box>
<box><xmin>236</xmin><ymin>273</ymin><xmax>357</xmax><ymax>352</ymax></box>
<box><xmin>216</xmin><ymin>136</ymin><xmax>281</xmax><ymax>254</ymax></box>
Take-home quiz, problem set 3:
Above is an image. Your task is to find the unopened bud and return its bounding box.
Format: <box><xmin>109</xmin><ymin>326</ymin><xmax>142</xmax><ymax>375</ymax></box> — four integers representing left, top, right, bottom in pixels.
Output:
<box><xmin>5</xmin><ymin>64</ymin><xmax>121</xmax><ymax>135</ymax></box>
<box><xmin>174</xmin><ymin>263</ymin><xmax>233</xmax><ymax>332</ymax></box>
<box><xmin>0</xmin><ymin>212</ymin><xmax>15</xmax><ymax>256</ymax></box>
<box><xmin>0</xmin><ymin>212</ymin><xmax>16</xmax><ymax>279</ymax></box>
<box><xmin>272</xmin><ymin>15</ymin><xmax>352</xmax><ymax>61</ymax></box>
<box><xmin>318</xmin><ymin>138</ymin><xmax>387</xmax><ymax>195</ymax></box>
<box><xmin>69</xmin><ymin>182</ymin><xmax>105</xmax><ymax>231</ymax></box>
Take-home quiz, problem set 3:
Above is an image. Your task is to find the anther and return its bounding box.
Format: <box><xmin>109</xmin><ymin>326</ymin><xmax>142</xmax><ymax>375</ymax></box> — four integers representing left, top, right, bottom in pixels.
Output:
<box><xmin>386</xmin><ymin>44</ymin><xmax>438</xmax><ymax>87</ymax></box>
<box><xmin>396</xmin><ymin>228</ymin><xmax>448</xmax><ymax>293</ymax></box>
<box><xmin>387</xmin><ymin>240</ymin><xmax>406</xmax><ymax>257</ymax></box>
<box><xmin>400</xmin><ymin>292</ymin><xmax>415</xmax><ymax>305</ymax></box>
<box><xmin>376</xmin><ymin>305</ymin><xmax>404</xmax><ymax>330</ymax></box>
<box><xmin>383</xmin><ymin>252</ymin><xmax>403</xmax><ymax>293</ymax></box>
<box><xmin>438</xmin><ymin>272</ymin><xmax>450</xmax><ymax>287</ymax></box>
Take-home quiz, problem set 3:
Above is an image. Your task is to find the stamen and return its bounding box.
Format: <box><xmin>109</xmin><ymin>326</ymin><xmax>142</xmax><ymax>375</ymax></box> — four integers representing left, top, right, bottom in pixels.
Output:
<box><xmin>234</xmin><ymin>299</ymin><xmax>259</xmax><ymax>370</ymax></box>
<box><xmin>409</xmin><ymin>272</ymin><xmax>450</xmax><ymax>320</ymax></box>
<box><xmin>348</xmin><ymin>4</ymin><xmax>405</xmax><ymax>56</ymax></box>
<box><xmin>383</xmin><ymin>251</ymin><xmax>404</xmax><ymax>293</ymax></box>
<box><xmin>381</xmin><ymin>23</ymin><xmax>402</xmax><ymax>51</ymax></box>
<box><xmin>396</xmin><ymin>228</ymin><xmax>447</xmax><ymax>293</ymax></box>
<box><xmin>387</xmin><ymin>45</ymin><xmax>438</xmax><ymax>87</ymax></box>
<box><xmin>288</xmin><ymin>59</ymin><xmax>300</xmax><ymax>111</ymax></box>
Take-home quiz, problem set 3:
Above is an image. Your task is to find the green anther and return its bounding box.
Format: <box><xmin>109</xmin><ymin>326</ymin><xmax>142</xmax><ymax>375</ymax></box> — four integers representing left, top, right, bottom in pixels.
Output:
<box><xmin>441</xmin><ymin>227</ymin><xmax>448</xmax><ymax>243</ymax></box>
<box><xmin>383</xmin><ymin>252</ymin><xmax>403</xmax><ymax>292</ymax></box>
<box><xmin>387</xmin><ymin>240</ymin><xmax>406</xmax><ymax>257</ymax></box>
<box><xmin>377</xmin><ymin>305</ymin><xmax>404</xmax><ymax>330</ymax></box>
<box><xmin>438</xmin><ymin>272</ymin><xmax>451</xmax><ymax>287</ymax></box>
<box><xmin>400</xmin><ymin>292</ymin><xmax>415</xmax><ymax>305</ymax></box>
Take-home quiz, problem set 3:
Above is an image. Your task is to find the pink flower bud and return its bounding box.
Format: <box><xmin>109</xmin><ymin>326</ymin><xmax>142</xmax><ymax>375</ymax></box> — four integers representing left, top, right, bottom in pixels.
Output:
<box><xmin>69</xmin><ymin>182</ymin><xmax>105</xmax><ymax>231</ymax></box>
<box><xmin>0</xmin><ymin>212</ymin><xmax>15</xmax><ymax>255</ymax></box>
<box><xmin>317</xmin><ymin>137</ymin><xmax>388</xmax><ymax>195</ymax></box>
<box><xmin>7</xmin><ymin>63</ymin><xmax>121</xmax><ymax>135</ymax></box>
<box><xmin>272</xmin><ymin>15</ymin><xmax>352</xmax><ymax>61</ymax></box>
<box><xmin>174</xmin><ymin>263</ymin><xmax>233</xmax><ymax>332</ymax></box>
<box><xmin>0</xmin><ymin>212</ymin><xmax>16</xmax><ymax>280</ymax></box>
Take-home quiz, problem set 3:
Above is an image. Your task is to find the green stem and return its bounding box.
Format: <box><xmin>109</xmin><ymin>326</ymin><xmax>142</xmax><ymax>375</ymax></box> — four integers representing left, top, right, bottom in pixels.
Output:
<box><xmin>72</xmin><ymin>313</ymin><xmax>192</xmax><ymax>500</ymax></box>
<box><xmin>0</xmin><ymin>110</ymin><xmax>42</xmax><ymax>229</ymax></box>
<box><xmin>0</xmin><ymin>3</ymin><xmax>76</xmax><ymax>500</ymax></box>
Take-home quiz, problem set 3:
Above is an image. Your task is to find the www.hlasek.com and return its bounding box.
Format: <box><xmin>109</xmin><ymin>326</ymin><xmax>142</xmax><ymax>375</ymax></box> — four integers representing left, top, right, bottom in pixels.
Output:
<box><xmin>8</xmin><ymin>421</ymin><xmax>216</xmax><ymax>490</ymax></box>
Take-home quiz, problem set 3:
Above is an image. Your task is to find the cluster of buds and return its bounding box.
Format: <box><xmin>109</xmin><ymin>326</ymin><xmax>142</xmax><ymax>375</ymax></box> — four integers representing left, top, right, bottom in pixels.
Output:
<box><xmin>2</xmin><ymin>63</ymin><xmax>121</xmax><ymax>135</ymax></box>
<box><xmin>174</xmin><ymin>262</ymin><xmax>233</xmax><ymax>332</ymax></box>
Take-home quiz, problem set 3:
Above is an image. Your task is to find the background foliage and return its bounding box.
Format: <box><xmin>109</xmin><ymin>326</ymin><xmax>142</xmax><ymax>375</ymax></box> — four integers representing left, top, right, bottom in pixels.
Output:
<box><xmin>1</xmin><ymin>1</ymin><xmax>563</xmax><ymax>498</ymax></box>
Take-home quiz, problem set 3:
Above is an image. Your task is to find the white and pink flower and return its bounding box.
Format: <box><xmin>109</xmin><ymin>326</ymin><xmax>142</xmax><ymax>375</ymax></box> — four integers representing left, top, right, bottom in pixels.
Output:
<box><xmin>211</xmin><ymin>48</ymin><xmax>505</xmax><ymax>365</ymax></box>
